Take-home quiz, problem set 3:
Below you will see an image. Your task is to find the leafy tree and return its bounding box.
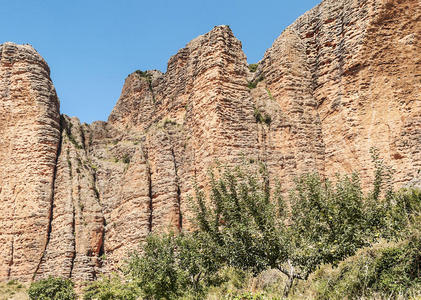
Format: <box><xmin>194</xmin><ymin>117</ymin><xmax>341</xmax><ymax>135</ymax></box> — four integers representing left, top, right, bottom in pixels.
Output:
<box><xmin>285</xmin><ymin>173</ymin><xmax>367</xmax><ymax>295</ymax></box>
<box><xmin>192</xmin><ymin>164</ymin><xmax>288</xmax><ymax>276</ymax></box>
<box><xmin>125</xmin><ymin>233</ymin><xmax>185</xmax><ymax>300</ymax></box>
<box><xmin>125</xmin><ymin>231</ymin><xmax>221</xmax><ymax>299</ymax></box>
<box><xmin>191</xmin><ymin>158</ymin><xmax>400</xmax><ymax>297</ymax></box>
<box><xmin>28</xmin><ymin>276</ymin><xmax>76</xmax><ymax>300</ymax></box>
<box><xmin>175</xmin><ymin>231</ymin><xmax>223</xmax><ymax>295</ymax></box>
<box><xmin>110</xmin><ymin>149</ymin><xmax>420</xmax><ymax>299</ymax></box>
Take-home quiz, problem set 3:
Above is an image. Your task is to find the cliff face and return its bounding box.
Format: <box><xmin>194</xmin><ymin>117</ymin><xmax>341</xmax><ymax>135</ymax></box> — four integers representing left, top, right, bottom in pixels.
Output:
<box><xmin>0</xmin><ymin>0</ymin><xmax>420</xmax><ymax>283</ymax></box>
<box><xmin>0</xmin><ymin>43</ymin><xmax>61</xmax><ymax>281</ymax></box>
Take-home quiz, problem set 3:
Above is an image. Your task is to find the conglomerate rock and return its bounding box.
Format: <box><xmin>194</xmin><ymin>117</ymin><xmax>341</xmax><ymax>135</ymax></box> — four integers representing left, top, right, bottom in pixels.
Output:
<box><xmin>0</xmin><ymin>0</ymin><xmax>419</xmax><ymax>283</ymax></box>
<box><xmin>0</xmin><ymin>42</ymin><xmax>61</xmax><ymax>281</ymax></box>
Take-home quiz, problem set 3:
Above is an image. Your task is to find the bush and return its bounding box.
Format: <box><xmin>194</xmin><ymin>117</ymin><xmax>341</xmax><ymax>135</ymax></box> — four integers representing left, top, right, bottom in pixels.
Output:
<box><xmin>0</xmin><ymin>280</ymin><xmax>26</xmax><ymax>299</ymax></box>
<box><xmin>313</xmin><ymin>227</ymin><xmax>421</xmax><ymax>299</ymax></box>
<box><xmin>126</xmin><ymin>233</ymin><xmax>184</xmax><ymax>299</ymax></box>
<box><xmin>192</xmin><ymin>164</ymin><xmax>287</xmax><ymax>275</ymax></box>
<box><xmin>122</xmin><ymin>154</ymin><xmax>131</xmax><ymax>164</ymax></box>
<box><xmin>125</xmin><ymin>231</ymin><xmax>222</xmax><ymax>299</ymax></box>
<box><xmin>83</xmin><ymin>274</ymin><xmax>140</xmax><ymax>300</ymax></box>
<box><xmin>191</xmin><ymin>153</ymin><xmax>420</xmax><ymax>297</ymax></box>
<box><xmin>248</xmin><ymin>64</ymin><xmax>258</xmax><ymax>72</ymax></box>
<box><xmin>247</xmin><ymin>76</ymin><xmax>264</xmax><ymax>89</ymax></box>
<box><xmin>253</xmin><ymin>108</ymin><xmax>271</xmax><ymax>125</ymax></box>
<box><xmin>28</xmin><ymin>276</ymin><xmax>76</xmax><ymax>300</ymax></box>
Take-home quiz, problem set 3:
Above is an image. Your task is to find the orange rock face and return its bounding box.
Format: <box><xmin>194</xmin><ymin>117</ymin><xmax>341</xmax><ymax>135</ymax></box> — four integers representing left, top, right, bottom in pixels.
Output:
<box><xmin>0</xmin><ymin>0</ymin><xmax>420</xmax><ymax>283</ymax></box>
<box><xmin>0</xmin><ymin>43</ymin><xmax>61</xmax><ymax>281</ymax></box>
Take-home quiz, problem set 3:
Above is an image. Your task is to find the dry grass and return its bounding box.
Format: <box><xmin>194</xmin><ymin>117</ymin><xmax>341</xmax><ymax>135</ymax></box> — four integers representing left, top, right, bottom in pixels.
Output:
<box><xmin>0</xmin><ymin>280</ymin><xmax>28</xmax><ymax>300</ymax></box>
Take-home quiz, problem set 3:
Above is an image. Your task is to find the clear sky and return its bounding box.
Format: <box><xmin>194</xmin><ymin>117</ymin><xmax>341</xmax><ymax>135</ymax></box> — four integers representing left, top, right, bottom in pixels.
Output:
<box><xmin>1</xmin><ymin>0</ymin><xmax>320</xmax><ymax>123</ymax></box>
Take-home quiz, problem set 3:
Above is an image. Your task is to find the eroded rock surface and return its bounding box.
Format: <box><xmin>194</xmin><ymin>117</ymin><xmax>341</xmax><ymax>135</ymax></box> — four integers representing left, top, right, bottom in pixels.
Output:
<box><xmin>0</xmin><ymin>43</ymin><xmax>60</xmax><ymax>281</ymax></box>
<box><xmin>1</xmin><ymin>0</ymin><xmax>420</xmax><ymax>283</ymax></box>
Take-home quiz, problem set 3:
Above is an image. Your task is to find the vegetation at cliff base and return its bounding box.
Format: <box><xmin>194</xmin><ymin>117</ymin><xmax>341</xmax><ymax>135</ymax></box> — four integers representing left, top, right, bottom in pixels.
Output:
<box><xmin>0</xmin><ymin>280</ymin><xmax>27</xmax><ymax>300</ymax></box>
<box><xmin>26</xmin><ymin>151</ymin><xmax>420</xmax><ymax>299</ymax></box>
<box><xmin>28</xmin><ymin>276</ymin><xmax>76</xmax><ymax>300</ymax></box>
<box><xmin>79</xmin><ymin>150</ymin><xmax>421</xmax><ymax>299</ymax></box>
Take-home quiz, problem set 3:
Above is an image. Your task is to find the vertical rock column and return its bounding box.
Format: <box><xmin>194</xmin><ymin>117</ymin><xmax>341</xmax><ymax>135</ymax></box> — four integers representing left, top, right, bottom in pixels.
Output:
<box><xmin>0</xmin><ymin>43</ymin><xmax>60</xmax><ymax>281</ymax></box>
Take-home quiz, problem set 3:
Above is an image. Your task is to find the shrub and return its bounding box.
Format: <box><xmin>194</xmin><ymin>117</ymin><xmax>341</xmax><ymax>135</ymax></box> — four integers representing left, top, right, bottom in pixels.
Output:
<box><xmin>0</xmin><ymin>280</ymin><xmax>26</xmax><ymax>299</ymax></box>
<box><xmin>191</xmin><ymin>154</ymin><xmax>417</xmax><ymax>297</ymax></box>
<box><xmin>83</xmin><ymin>274</ymin><xmax>140</xmax><ymax>300</ymax></box>
<box><xmin>125</xmin><ymin>232</ymin><xmax>222</xmax><ymax>299</ymax></box>
<box><xmin>313</xmin><ymin>229</ymin><xmax>421</xmax><ymax>299</ymax></box>
<box><xmin>248</xmin><ymin>64</ymin><xmax>258</xmax><ymax>72</ymax></box>
<box><xmin>247</xmin><ymin>76</ymin><xmax>264</xmax><ymax>89</ymax></box>
<box><xmin>126</xmin><ymin>234</ymin><xmax>184</xmax><ymax>299</ymax></box>
<box><xmin>28</xmin><ymin>276</ymin><xmax>76</xmax><ymax>300</ymax></box>
<box><xmin>134</xmin><ymin>70</ymin><xmax>151</xmax><ymax>80</ymax></box>
<box><xmin>192</xmin><ymin>164</ymin><xmax>289</xmax><ymax>280</ymax></box>
<box><xmin>254</xmin><ymin>108</ymin><xmax>271</xmax><ymax>125</ymax></box>
<box><xmin>122</xmin><ymin>154</ymin><xmax>130</xmax><ymax>164</ymax></box>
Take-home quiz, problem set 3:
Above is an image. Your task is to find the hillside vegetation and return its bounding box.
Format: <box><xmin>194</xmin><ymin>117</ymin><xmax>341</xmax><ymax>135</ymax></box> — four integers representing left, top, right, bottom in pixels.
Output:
<box><xmin>26</xmin><ymin>151</ymin><xmax>421</xmax><ymax>299</ymax></box>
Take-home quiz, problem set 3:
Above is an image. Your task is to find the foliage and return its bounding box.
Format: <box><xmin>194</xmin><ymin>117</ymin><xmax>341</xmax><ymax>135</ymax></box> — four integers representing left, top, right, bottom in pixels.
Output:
<box><xmin>247</xmin><ymin>76</ymin><xmax>264</xmax><ymax>89</ymax></box>
<box><xmin>253</xmin><ymin>108</ymin><xmax>271</xmax><ymax>125</ymax></box>
<box><xmin>192</xmin><ymin>164</ymin><xmax>287</xmax><ymax>275</ymax></box>
<box><xmin>265</xmin><ymin>88</ymin><xmax>274</xmax><ymax>101</ymax></box>
<box><xmin>191</xmin><ymin>152</ymin><xmax>421</xmax><ymax>297</ymax></box>
<box><xmin>122</xmin><ymin>154</ymin><xmax>131</xmax><ymax>164</ymax></box>
<box><xmin>0</xmin><ymin>280</ymin><xmax>26</xmax><ymax>300</ymax></box>
<box><xmin>312</xmin><ymin>222</ymin><xmax>421</xmax><ymax>299</ymax></box>
<box><xmin>67</xmin><ymin>134</ymin><xmax>83</xmax><ymax>149</ymax></box>
<box><xmin>248</xmin><ymin>64</ymin><xmax>258</xmax><ymax>72</ymax></box>
<box><xmin>83</xmin><ymin>149</ymin><xmax>421</xmax><ymax>299</ymax></box>
<box><xmin>192</xmin><ymin>165</ymin><xmax>378</xmax><ymax>296</ymax></box>
<box><xmin>134</xmin><ymin>70</ymin><xmax>151</xmax><ymax>81</ymax></box>
<box><xmin>226</xmin><ymin>291</ymin><xmax>266</xmax><ymax>300</ymax></box>
<box><xmin>28</xmin><ymin>276</ymin><xmax>76</xmax><ymax>300</ymax></box>
<box><xmin>163</xmin><ymin>118</ymin><xmax>177</xmax><ymax>127</ymax></box>
<box><xmin>134</xmin><ymin>69</ymin><xmax>155</xmax><ymax>102</ymax></box>
<box><xmin>126</xmin><ymin>233</ymin><xmax>184</xmax><ymax>299</ymax></box>
<box><xmin>83</xmin><ymin>274</ymin><xmax>139</xmax><ymax>300</ymax></box>
<box><xmin>288</xmin><ymin>173</ymin><xmax>367</xmax><ymax>276</ymax></box>
<box><xmin>125</xmin><ymin>232</ymin><xmax>221</xmax><ymax>299</ymax></box>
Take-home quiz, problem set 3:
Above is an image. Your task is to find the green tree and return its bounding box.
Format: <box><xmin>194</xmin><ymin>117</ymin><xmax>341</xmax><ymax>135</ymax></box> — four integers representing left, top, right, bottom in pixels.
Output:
<box><xmin>28</xmin><ymin>276</ymin><xmax>76</xmax><ymax>300</ymax></box>
<box><xmin>126</xmin><ymin>233</ymin><xmax>185</xmax><ymax>300</ymax></box>
<box><xmin>285</xmin><ymin>173</ymin><xmax>367</xmax><ymax>295</ymax></box>
<box><xmin>191</xmin><ymin>163</ymin><xmax>388</xmax><ymax>297</ymax></box>
<box><xmin>192</xmin><ymin>165</ymin><xmax>287</xmax><ymax>276</ymax></box>
<box><xmin>314</xmin><ymin>217</ymin><xmax>421</xmax><ymax>299</ymax></box>
<box><xmin>125</xmin><ymin>231</ymin><xmax>221</xmax><ymax>299</ymax></box>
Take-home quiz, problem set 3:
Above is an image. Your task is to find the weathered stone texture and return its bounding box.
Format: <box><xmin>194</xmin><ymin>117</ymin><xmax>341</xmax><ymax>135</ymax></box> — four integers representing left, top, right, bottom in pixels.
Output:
<box><xmin>0</xmin><ymin>0</ymin><xmax>420</xmax><ymax>284</ymax></box>
<box><xmin>0</xmin><ymin>43</ymin><xmax>60</xmax><ymax>281</ymax></box>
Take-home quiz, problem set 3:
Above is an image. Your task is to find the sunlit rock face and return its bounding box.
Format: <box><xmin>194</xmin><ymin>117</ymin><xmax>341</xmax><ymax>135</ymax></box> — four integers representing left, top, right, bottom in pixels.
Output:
<box><xmin>0</xmin><ymin>0</ymin><xmax>419</xmax><ymax>283</ymax></box>
<box><xmin>0</xmin><ymin>42</ymin><xmax>61</xmax><ymax>281</ymax></box>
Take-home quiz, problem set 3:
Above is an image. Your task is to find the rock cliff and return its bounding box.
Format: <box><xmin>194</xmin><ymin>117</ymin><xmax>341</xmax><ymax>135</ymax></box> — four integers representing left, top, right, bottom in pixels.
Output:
<box><xmin>0</xmin><ymin>0</ymin><xmax>420</xmax><ymax>283</ymax></box>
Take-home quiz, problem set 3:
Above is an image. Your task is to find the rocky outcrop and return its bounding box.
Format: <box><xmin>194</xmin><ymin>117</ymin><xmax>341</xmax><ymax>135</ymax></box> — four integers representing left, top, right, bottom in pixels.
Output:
<box><xmin>0</xmin><ymin>43</ymin><xmax>61</xmax><ymax>281</ymax></box>
<box><xmin>0</xmin><ymin>0</ymin><xmax>419</xmax><ymax>283</ymax></box>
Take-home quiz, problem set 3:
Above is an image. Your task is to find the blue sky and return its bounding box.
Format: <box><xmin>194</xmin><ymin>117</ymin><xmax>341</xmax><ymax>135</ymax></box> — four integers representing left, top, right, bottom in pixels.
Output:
<box><xmin>1</xmin><ymin>0</ymin><xmax>320</xmax><ymax>123</ymax></box>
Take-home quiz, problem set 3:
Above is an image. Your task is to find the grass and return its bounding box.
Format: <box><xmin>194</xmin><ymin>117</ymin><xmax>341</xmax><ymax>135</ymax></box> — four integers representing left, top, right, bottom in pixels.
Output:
<box><xmin>266</xmin><ymin>88</ymin><xmax>274</xmax><ymax>101</ymax></box>
<box><xmin>0</xmin><ymin>280</ymin><xmax>28</xmax><ymax>300</ymax></box>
